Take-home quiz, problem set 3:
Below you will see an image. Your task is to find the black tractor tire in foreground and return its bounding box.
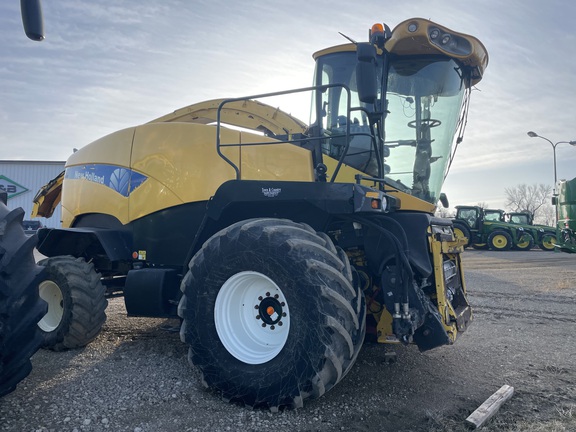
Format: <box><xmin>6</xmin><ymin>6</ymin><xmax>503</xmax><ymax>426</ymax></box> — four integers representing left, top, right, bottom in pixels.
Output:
<box><xmin>0</xmin><ymin>205</ymin><xmax>47</xmax><ymax>397</ymax></box>
<box><xmin>488</xmin><ymin>230</ymin><xmax>513</xmax><ymax>251</ymax></box>
<box><xmin>37</xmin><ymin>256</ymin><xmax>107</xmax><ymax>351</ymax></box>
<box><xmin>179</xmin><ymin>218</ymin><xmax>366</xmax><ymax>411</ymax></box>
<box><xmin>513</xmin><ymin>233</ymin><xmax>535</xmax><ymax>251</ymax></box>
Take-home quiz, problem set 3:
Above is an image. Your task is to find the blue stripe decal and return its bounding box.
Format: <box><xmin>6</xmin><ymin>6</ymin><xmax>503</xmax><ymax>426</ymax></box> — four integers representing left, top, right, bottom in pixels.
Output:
<box><xmin>65</xmin><ymin>164</ymin><xmax>147</xmax><ymax>197</ymax></box>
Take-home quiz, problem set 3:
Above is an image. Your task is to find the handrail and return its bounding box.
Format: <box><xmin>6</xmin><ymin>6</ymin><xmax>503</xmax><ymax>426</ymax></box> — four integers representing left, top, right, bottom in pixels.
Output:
<box><xmin>215</xmin><ymin>84</ymin><xmax>364</xmax><ymax>181</ymax></box>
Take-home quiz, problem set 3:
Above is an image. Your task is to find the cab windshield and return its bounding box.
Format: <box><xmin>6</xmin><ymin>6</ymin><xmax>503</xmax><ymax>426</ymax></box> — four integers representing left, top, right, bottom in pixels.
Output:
<box><xmin>509</xmin><ymin>214</ymin><xmax>529</xmax><ymax>224</ymax></box>
<box><xmin>484</xmin><ymin>211</ymin><xmax>504</xmax><ymax>222</ymax></box>
<box><xmin>313</xmin><ymin>51</ymin><xmax>468</xmax><ymax>204</ymax></box>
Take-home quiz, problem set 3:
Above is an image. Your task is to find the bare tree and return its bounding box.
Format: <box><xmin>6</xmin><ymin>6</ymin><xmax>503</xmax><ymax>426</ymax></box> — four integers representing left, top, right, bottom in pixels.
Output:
<box><xmin>504</xmin><ymin>184</ymin><xmax>553</xmax><ymax>222</ymax></box>
<box><xmin>435</xmin><ymin>207</ymin><xmax>454</xmax><ymax>218</ymax></box>
<box><xmin>476</xmin><ymin>201</ymin><xmax>489</xmax><ymax>210</ymax></box>
<box><xmin>535</xmin><ymin>204</ymin><xmax>555</xmax><ymax>226</ymax></box>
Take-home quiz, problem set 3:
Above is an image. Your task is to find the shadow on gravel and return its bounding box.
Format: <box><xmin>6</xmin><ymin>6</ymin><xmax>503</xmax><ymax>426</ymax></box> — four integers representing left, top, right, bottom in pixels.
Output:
<box><xmin>3</xmin><ymin>254</ymin><xmax>575</xmax><ymax>432</ymax></box>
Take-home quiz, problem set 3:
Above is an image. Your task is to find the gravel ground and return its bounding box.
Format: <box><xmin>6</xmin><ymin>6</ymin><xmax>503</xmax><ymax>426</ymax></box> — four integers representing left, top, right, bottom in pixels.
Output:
<box><xmin>1</xmin><ymin>249</ymin><xmax>575</xmax><ymax>432</ymax></box>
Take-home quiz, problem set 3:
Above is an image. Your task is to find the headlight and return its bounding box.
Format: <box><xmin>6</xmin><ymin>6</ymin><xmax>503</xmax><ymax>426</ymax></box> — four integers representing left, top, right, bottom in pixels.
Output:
<box><xmin>428</xmin><ymin>26</ymin><xmax>472</xmax><ymax>56</ymax></box>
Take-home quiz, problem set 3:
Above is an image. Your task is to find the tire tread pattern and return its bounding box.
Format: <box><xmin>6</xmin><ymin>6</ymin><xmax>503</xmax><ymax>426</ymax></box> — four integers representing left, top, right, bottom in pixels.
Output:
<box><xmin>39</xmin><ymin>256</ymin><xmax>107</xmax><ymax>351</ymax></box>
<box><xmin>0</xmin><ymin>205</ymin><xmax>47</xmax><ymax>397</ymax></box>
<box><xmin>179</xmin><ymin>218</ymin><xmax>365</xmax><ymax>410</ymax></box>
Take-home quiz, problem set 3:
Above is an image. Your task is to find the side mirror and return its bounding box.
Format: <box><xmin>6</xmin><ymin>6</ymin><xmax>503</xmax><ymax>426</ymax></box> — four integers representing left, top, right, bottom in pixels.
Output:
<box><xmin>356</xmin><ymin>43</ymin><xmax>377</xmax><ymax>104</ymax></box>
<box><xmin>551</xmin><ymin>196</ymin><xmax>558</xmax><ymax>205</ymax></box>
<box><xmin>439</xmin><ymin>192</ymin><xmax>449</xmax><ymax>208</ymax></box>
<box><xmin>21</xmin><ymin>0</ymin><xmax>44</xmax><ymax>41</ymax></box>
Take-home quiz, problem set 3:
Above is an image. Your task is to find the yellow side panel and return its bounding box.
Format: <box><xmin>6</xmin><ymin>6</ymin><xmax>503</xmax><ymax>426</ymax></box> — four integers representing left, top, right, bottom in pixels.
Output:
<box><xmin>64</xmin><ymin>122</ymin><xmax>315</xmax><ymax>224</ymax></box>
<box><xmin>239</xmin><ymin>132</ymin><xmax>314</xmax><ymax>181</ymax></box>
<box><xmin>63</xmin><ymin>128</ymin><xmax>135</xmax><ymax>226</ymax></box>
<box><xmin>61</xmin><ymin>205</ymin><xmax>73</xmax><ymax>228</ymax></box>
<box><xmin>322</xmin><ymin>156</ymin><xmax>435</xmax><ymax>213</ymax></box>
<box><xmin>61</xmin><ymin>180</ymin><xmax>130</xmax><ymax>226</ymax></box>
<box><xmin>67</xmin><ymin>127</ymin><xmax>134</xmax><ymax>167</ymax></box>
<box><xmin>129</xmin><ymin>123</ymin><xmax>240</xmax><ymax>221</ymax></box>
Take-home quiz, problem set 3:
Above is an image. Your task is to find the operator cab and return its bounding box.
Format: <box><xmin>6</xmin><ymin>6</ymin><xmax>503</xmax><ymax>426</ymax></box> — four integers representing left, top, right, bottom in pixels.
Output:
<box><xmin>507</xmin><ymin>213</ymin><xmax>532</xmax><ymax>225</ymax></box>
<box><xmin>456</xmin><ymin>206</ymin><xmax>481</xmax><ymax>229</ymax></box>
<box><xmin>309</xmin><ymin>19</ymin><xmax>488</xmax><ymax>206</ymax></box>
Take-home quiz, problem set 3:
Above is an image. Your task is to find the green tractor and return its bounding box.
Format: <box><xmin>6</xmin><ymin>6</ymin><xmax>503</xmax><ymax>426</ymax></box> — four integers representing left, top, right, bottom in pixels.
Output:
<box><xmin>553</xmin><ymin>177</ymin><xmax>576</xmax><ymax>253</ymax></box>
<box><xmin>452</xmin><ymin>206</ymin><xmax>533</xmax><ymax>251</ymax></box>
<box><xmin>506</xmin><ymin>212</ymin><xmax>556</xmax><ymax>251</ymax></box>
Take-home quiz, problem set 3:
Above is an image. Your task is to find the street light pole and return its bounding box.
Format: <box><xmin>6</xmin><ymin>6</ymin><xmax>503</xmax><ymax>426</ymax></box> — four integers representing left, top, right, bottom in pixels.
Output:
<box><xmin>528</xmin><ymin>131</ymin><xmax>576</xmax><ymax>233</ymax></box>
<box><xmin>527</xmin><ymin>131</ymin><xmax>576</xmax><ymax>196</ymax></box>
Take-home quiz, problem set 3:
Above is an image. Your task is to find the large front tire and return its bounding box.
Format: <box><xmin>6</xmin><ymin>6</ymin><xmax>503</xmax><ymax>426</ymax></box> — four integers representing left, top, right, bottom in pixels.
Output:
<box><xmin>178</xmin><ymin>218</ymin><xmax>366</xmax><ymax>411</ymax></box>
<box><xmin>37</xmin><ymin>256</ymin><xmax>107</xmax><ymax>351</ymax></box>
<box><xmin>0</xmin><ymin>206</ymin><xmax>47</xmax><ymax>397</ymax></box>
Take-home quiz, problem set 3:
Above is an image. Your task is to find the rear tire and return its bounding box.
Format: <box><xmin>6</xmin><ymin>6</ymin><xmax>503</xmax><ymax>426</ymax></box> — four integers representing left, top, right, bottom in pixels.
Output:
<box><xmin>178</xmin><ymin>218</ymin><xmax>365</xmax><ymax>410</ymax></box>
<box><xmin>37</xmin><ymin>256</ymin><xmax>107</xmax><ymax>351</ymax></box>
<box><xmin>488</xmin><ymin>230</ymin><xmax>512</xmax><ymax>251</ymax></box>
<box><xmin>471</xmin><ymin>243</ymin><xmax>488</xmax><ymax>250</ymax></box>
<box><xmin>513</xmin><ymin>233</ymin><xmax>534</xmax><ymax>251</ymax></box>
<box><xmin>0</xmin><ymin>206</ymin><xmax>47</xmax><ymax>397</ymax></box>
<box><xmin>538</xmin><ymin>234</ymin><xmax>556</xmax><ymax>251</ymax></box>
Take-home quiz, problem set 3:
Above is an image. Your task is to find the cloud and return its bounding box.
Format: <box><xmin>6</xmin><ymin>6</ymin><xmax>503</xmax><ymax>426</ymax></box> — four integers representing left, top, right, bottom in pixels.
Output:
<box><xmin>1</xmin><ymin>0</ymin><xmax>575</xmax><ymax>211</ymax></box>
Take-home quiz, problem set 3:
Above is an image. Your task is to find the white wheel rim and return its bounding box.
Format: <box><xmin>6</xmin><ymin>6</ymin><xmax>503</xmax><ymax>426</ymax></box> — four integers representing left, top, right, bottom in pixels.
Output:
<box><xmin>215</xmin><ymin>271</ymin><xmax>290</xmax><ymax>364</ymax></box>
<box><xmin>38</xmin><ymin>280</ymin><xmax>64</xmax><ymax>332</ymax></box>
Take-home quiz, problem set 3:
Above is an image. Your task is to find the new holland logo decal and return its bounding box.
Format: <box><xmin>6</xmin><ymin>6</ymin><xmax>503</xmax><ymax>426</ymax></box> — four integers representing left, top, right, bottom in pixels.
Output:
<box><xmin>65</xmin><ymin>164</ymin><xmax>147</xmax><ymax>197</ymax></box>
<box><xmin>0</xmin><ymin>175</ymin><xmax>29</xmax><ymax>199</ymax></box>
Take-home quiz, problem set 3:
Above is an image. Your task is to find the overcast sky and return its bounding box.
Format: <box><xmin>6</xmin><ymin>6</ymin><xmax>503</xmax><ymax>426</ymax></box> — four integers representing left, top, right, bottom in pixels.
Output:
<box><xmin>1</xmin><ymin>0</ymin><xmax>575</xmax><ymax>210</ymax></box>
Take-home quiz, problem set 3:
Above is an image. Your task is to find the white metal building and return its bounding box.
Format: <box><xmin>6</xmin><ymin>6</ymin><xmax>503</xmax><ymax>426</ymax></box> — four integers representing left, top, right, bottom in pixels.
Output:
<box><xmin>1</xmin><ymin>160</ymin><xmax>65</xmax><ymax>228</ymax></box>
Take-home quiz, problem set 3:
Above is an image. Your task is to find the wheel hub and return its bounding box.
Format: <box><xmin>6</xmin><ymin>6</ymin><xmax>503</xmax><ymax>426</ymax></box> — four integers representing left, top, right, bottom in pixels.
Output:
<box><xmin>215</xmin><ymin>271</ymin><xmax>290</xmax><ymax>364</ymax></box>
<box><xmin>256</xmin><ymin>295</ymin><xmax>285</xmax><ymax>328</ymax></box>
<box><xmin>37</xmin><ymin>280</ymin><xmax>64</xmax><ymax>332</ymax></box>
<box><xmin>493</xmin><ymin>235</ymin><xmax>507</xmax><ymax>248</ymax></box>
